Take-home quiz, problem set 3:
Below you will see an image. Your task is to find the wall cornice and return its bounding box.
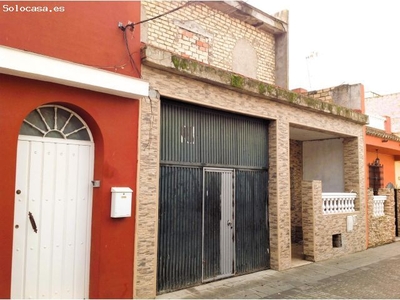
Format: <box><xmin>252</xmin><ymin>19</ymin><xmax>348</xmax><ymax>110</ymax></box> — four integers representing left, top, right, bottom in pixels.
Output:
<box><xmin>141</xmin><ymin>44</ymin><xmax>368</xmax><ymax>125</ymax></box>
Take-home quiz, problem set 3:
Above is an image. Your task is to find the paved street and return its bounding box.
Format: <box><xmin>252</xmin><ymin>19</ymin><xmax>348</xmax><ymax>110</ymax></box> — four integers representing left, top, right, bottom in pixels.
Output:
<box><xmin>157</xmin><ymin>241</ymin><xmax>400</xmax><ymax>299</ymax></box>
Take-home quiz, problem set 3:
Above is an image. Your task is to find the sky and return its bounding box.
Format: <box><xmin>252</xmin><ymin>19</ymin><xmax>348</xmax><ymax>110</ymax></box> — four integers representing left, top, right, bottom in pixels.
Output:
<box><xmin>244</xmin><ymin>0</ymin><xmax>400</xmax><ymax>95</ymax></box>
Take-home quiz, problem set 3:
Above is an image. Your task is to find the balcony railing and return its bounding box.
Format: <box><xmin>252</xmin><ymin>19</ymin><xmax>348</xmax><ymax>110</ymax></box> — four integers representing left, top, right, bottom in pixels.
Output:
<box><xmin>322</xmin><ymin>193</ymin><xmax>357</xmax><ymax>214</ymax></box>
<box><xmin>373</xmin><ymin>195</ymin><xmax>387</xmax><ymax>217</ymax></box>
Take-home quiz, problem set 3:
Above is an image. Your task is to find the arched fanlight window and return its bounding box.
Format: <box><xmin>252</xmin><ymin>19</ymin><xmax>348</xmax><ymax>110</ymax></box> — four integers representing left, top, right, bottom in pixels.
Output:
<box><xmin>19</xmin><ymin>105</ymin><xmax>92</xmax><ymax>141</ymax></box>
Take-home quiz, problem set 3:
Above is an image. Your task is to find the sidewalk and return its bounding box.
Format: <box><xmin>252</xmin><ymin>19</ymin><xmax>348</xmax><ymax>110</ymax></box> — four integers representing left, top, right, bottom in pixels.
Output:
<box><xmin>156</xmin><ymin>241</ymin><xmax>400</xmax><ymax>299</ymax></box>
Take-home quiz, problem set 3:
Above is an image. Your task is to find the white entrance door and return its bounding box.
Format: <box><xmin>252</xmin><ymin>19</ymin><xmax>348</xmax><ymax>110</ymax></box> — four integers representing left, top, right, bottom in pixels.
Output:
<box><xmin>11</xmin><ymin>105</ymin><xmax>94</xmax><ymax>299</ymax></box>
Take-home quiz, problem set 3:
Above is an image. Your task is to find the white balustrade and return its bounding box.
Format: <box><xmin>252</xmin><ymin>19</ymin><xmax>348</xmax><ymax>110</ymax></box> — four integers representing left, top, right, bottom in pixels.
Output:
<box><xmin>322</xmin><ymin>193</ymin><xmax>357</xmax><ymax>215</ymax></box>
<box><xmin>373</xmin><ymin>195</ymin><xmax>387</xmax><ymax>217</ymax></box>
<box><xmin>367</xmin><ymin>114</ymin><xmax>386</xmax><ymax>130</ymax></box>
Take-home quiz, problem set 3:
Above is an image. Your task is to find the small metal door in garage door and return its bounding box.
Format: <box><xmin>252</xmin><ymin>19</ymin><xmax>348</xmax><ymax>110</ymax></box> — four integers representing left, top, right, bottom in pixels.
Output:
<box><xmin>11</xmin><ymin>105</ymin><xmax>94</xmax><ymax>299</ymax></box>
<box><xmin>203</xmin><ymin>168</ymin><xmax>235</xmax><ymax>282</ymax></box>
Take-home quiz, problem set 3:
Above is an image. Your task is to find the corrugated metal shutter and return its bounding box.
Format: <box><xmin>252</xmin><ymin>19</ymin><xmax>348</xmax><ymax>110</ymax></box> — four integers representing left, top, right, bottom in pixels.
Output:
<box><xmin>157</xmin><ymin>166</ymin><xmax>203</xmax><ymax>292</ymax></box>
<box><xmin>160</xmin><ymin>100</ymin><xmax>268</xmax><ymax>168</ymax></box>
<box><xmin>235</xmin><ymin>170</ymin><xmax>269</xmax><ymax>273</ymax></box>
<box><xmin>158</xmin><ymin>99</ymin><xmax>269</xmax><ymax>293</ymax></box>
<box><xmin>202</xmin><ymin>171</ymin><xmax>222</xmax><ymax>280</ymax></box>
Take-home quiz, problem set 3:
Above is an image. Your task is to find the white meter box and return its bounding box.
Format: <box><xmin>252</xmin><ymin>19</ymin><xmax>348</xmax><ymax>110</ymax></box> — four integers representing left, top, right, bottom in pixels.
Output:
<box><xmin>111</xmin><ymin>187</ymin><xmax>133</xmax><ymax>218</ymax></box>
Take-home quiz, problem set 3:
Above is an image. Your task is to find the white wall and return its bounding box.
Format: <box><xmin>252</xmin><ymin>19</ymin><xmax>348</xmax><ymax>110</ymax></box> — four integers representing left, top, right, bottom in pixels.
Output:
<box><xmin>303</xmin><ymin>138</ymin><xmax>344</xmax><ymax>192</ymax></box>
<box><xmin>366</xmin><ymin>93</ymin><xmax>400</xmax><ymax>134</ymax></box>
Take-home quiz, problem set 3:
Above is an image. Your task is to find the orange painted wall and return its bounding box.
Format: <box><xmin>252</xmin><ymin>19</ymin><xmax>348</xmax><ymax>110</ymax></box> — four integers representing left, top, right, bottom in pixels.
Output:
<box><xmin>365</xmin><ymin>135</ymin><xmax>400</xmax><ymax>156</ymax></box>
<box><xmin>0</xmin><ymin>1</ymin><xmax>141</xmax><ymax>77</ymax></box>
<box><xmin>0</xmin><ymin>74</ymin><xmax>139</xmax><ymax>298</ymax></box>
<box><xmin>366</xmin><ymin>150</ymin><xmax>395</xmax><ymax>188</ymax></box>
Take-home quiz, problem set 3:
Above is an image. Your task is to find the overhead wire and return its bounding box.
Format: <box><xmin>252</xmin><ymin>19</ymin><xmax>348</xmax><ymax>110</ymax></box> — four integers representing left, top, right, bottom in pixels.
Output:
<box><xmin>120</xmin><ymin>0</ymin><xmax>287</xmax><ymax>77</ymax></box>
<box><xmin>133</xmin><ymin>1</ymin><xmax>264</xmax><ymax>69</ymax></box>
<box><xmin>119</xmin><ymin>1</ymin><xmax>194</xmax><ymax>77</ymax></box>
<box><xmin>123</xmin><ymin>28</ymin><xmax>141</xmax><ymax>77</ymax></box>
<box><xmin>119</xmin><ymin>3</ymin><xmax>194</xmax><ymax>145</ymax></box>
<box><xmin>119</xmin><ymin>1</ymin><xmax>279</xmax><ymax>147</ymax></box>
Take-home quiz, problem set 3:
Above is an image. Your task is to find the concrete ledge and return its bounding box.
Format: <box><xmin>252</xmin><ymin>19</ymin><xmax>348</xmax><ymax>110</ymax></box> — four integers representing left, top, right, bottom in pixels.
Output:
<box><xmin>204</xmin><ymin>1</ymin><xmax>288</xmax><ymax>34</ymax></box>
<box><xmin>142</xmin><ymin>44</ymin><xmax>368</xmax><ymax>125</ymax></box>
<box><xmin>0</xmin><ymin>45</ymin><xmax>149</xmax><ymax>99</ymax></box>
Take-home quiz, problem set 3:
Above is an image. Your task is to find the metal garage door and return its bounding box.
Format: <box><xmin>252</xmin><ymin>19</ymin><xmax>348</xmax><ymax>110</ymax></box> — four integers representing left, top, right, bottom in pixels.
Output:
<box><xmin>157</xmin><ymin>99</ymin><xmax>269</xmax><ymax>293</ymax></box>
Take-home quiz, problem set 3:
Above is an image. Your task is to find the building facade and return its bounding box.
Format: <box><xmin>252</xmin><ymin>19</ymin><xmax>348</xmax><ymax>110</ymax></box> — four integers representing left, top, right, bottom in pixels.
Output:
<box><xmin>135</xmin><ymin>1</ymin><xmax>368</xmax><ymax>297</ymax></box>
<box><xmin>0</xmin><ymin>2</ymin><xmax>148</xmax><ymax>298</ymax></box>
<box><xmin>365</xmin><ymin>93</ymin><xmax>400</xmax><ymax>246</ymax></box>
<box><xmin>366</xmin><ymin>92</ymin><xmax>400</xmax><ymax>187</ymax></box>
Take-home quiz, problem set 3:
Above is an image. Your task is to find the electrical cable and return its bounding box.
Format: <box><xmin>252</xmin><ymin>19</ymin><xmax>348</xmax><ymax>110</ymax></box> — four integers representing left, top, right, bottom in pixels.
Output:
<box><xmin>123</xmin><ymin>28</ymin><xmax>141</xmax><ymax>77</ymax></box>
<box><xmin>119</xmin><ymin>2</ymin><xmax>193</xmax><ymax>77</ymax></box>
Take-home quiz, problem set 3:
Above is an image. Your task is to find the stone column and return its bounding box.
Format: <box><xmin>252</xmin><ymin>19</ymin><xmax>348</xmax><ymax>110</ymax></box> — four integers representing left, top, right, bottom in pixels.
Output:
<box><xmin>302</xmin><ymin>180</ymin><xmax>322</xmax><ymax>261</ymax></box>
<box><xmin>134</xmin><ymin>89</ymin><xmax>160</xmax><ymax>298</ymax></box>
<box><xmin>343</xmin><ymin>137</ymin><xmax>364</xmax><ymax>204</ymax></box>
<box><xmin>268</xmin><ymin>119</ymin><xmax>291</xmax><ymax>270</ymax></box>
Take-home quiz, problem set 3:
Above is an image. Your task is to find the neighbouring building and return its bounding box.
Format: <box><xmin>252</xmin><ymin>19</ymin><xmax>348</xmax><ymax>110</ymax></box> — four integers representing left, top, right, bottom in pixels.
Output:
<box><xmin>0</xmin><ymin>2</ymin><xmax>148</xmax><ymax>299</ymax></box>
<box><xmin>135</xmin><ymin>1</ymin><xmax>368</xmax><ymax>298</ymax></box>
<box><xmin>365</xmin><ymin>92</ymin><xmax>400</xmax><ymax>245</ymax></box>
<box><xmin>365</xmin><ymin>92</ymin><xmax>400</xmax><ymax>187</ymax></box>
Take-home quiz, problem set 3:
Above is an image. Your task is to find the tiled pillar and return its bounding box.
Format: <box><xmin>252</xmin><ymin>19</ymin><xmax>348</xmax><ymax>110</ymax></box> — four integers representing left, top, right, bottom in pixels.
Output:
<box><xmin>290</xmin><ymin>140</ymin><xmax>303</xmax><ymax>243</ymax></box>
<box><xmin>268</xmin><ymin>120</ymin><xmax>291</xmax><ymax>270</ymax></box>
<box><xmin>134</xmin><ymin>90</ymin><xmax>161</xmax><ymax>298</ymax></box>
<box><xmin>302</xmin><ymin>180</ymin><xmax>322</xmax><ymax>261</ymax></box>
<box><xmin>343</xmin><ymin>137</ymin><xmax>364</xmax><ymax>208</ymax></box>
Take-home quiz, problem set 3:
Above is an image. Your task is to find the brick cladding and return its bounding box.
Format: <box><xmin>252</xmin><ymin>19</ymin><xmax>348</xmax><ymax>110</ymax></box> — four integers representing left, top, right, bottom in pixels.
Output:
<box><xmin>290</xmin><ymin>140</ymin><xmax>303</xmax><ymax>243</ymax></box>
<box><xmin>293</xmin><ymin>135</ymin><xmax>368</xmax><ymax>262</ymax></box>
<box><xmin>134</xmin><ymin>94</ymin><xmax>161</xmax><ymax>299</ymax></box>
<box><xmin>302</xmin><ymin>180</ymin><xmax>366</xmax><ymax>262</ymax></box>
<box><xmin>397</xmin><ymin>189</ymin><xmax>400</xmax><ymax>235</ymax></box>
<box><xmin>301</xmin><ymin>87</ymin><xmax>334</xmax><ymax>103</ymax></box>
<box><xmin>368</xmin><ymin>188</ymin><xmax>396</xmax><ymax>247</ymax></box>
<box><xmin>141</xmin><ymin>1</ymin><xmax>276</xmax><ymax>84</ymax></box>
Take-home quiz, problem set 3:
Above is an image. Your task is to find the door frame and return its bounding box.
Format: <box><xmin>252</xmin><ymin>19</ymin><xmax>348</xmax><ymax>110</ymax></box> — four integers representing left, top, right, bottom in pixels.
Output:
<box><xmin>202</xmin><ymin>167</ymin><xmax>235</xmax><ymax>282</ymax></box>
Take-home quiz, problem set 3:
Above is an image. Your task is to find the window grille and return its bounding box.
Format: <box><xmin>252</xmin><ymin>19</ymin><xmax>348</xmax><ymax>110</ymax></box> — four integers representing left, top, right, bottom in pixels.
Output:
<box><xmin>368</xmin><ymin>156</ymin><xmax>383</xmax><ymax>195</ymax></box>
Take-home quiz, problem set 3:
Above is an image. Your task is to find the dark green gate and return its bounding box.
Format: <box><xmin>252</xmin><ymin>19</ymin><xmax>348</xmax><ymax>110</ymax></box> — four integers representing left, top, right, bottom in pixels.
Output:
<box><xmin>157</xmin><ymin>99</ymin><xmax>269</xmax><ymax>293</ymax></box>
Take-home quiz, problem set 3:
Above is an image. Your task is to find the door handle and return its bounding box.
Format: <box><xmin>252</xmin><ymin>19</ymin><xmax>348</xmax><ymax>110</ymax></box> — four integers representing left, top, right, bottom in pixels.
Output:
<box><xmin>28</xmin><ymin>212</ymin><xmax>38</xmax><ymax>233</ymax></box>
<box><xmin>227</xmin><ymin>220</ymin><xmax>233</xmax><ymax>228</ymax></box>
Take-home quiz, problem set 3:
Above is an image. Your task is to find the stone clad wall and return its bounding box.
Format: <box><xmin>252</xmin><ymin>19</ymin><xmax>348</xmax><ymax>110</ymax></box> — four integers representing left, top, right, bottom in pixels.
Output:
<box><xmin>302</xmin><ymin>181</ymin><xmax>366</xmax><ymax>262</ymax></box>
<box><xmin>368</xmin><ymin>188</ymin><xmax>396</xmax><ymax>247</ymax></box>
<box><xmin>295</xmin><ymin>84</ymin><xmax>365</xmax><ymax>113</ymax></box>
<box><xmin>301</xmin><ymin>181</ymin><xmax>318</xmax><ymax>260</ymax></box>
<box><xmin>305</xmin><ymin>88</ymin><xmax>334</xmax><ymax>103</ymax></box>
<box><xmin>343</xmin><ymin>137</ymin><xmax>364</xmax><ymax>208</ymax></box>
<box><xmin>397</xmin><ymin>189</ymin><xmax>400</xmax><ymax>235</ymax></box>
<box><xmin>141</xmin><ymin>1</ymin><xmax>276</xmax><ymax>83</ymax></box>
<box><xmin>290</xmin><ymin>140</ymin><xmax>303</xmax><ymax>243</ymax></box>
<box><xmin>134</xmin><ymin>91</ymin><xmax>161</xmax><ymax>299</ymax></box>
<box><xmin>135</xmin><ymin>2</ymin><xmax>366</xmax><ymax>297</ymax></box>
